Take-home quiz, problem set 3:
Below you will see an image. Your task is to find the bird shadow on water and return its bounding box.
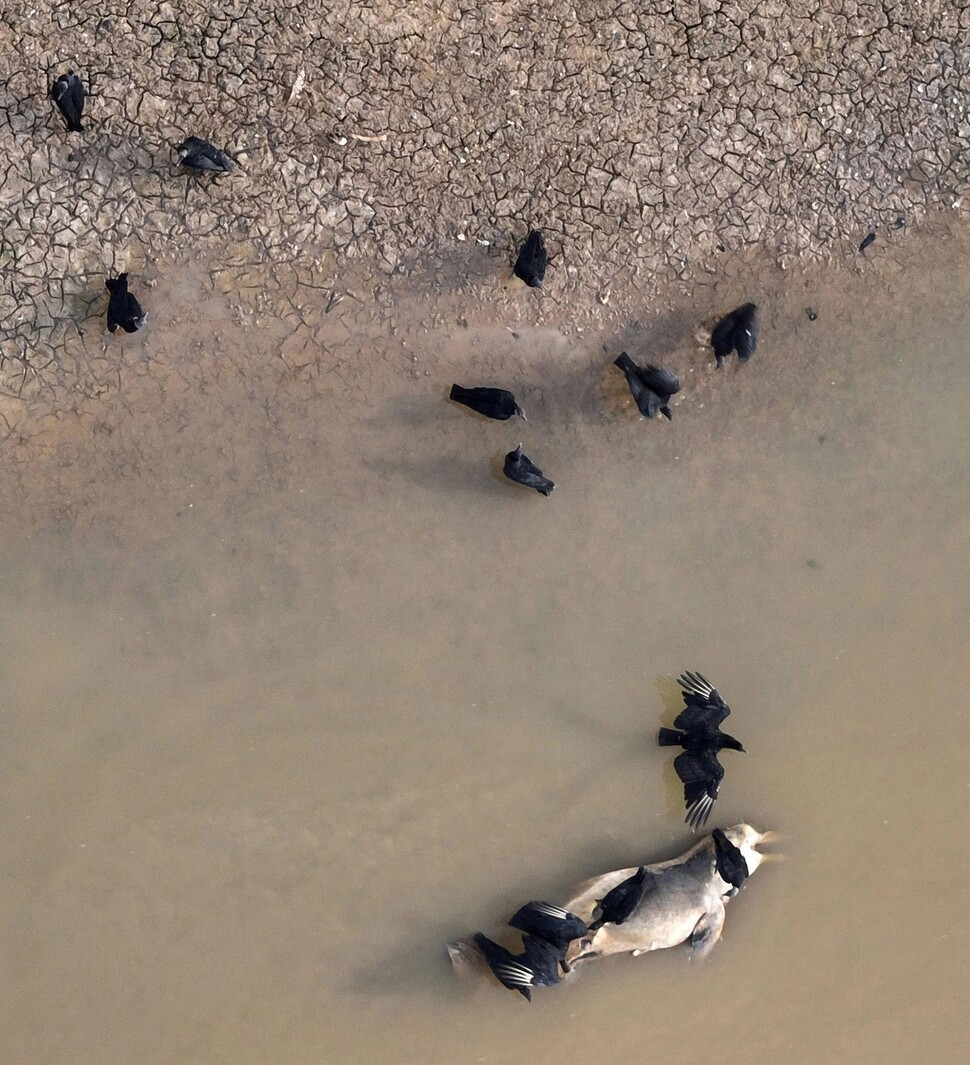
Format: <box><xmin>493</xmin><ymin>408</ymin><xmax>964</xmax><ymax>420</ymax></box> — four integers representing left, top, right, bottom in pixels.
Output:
<box><xmin>654</xmin><ymin>672</ymin><xmax>685</xmax><ymax>723</ymax></box>
<box><xmin>362</xmin><ymin>451</ymin><xmax>510</xmax><ymax>499</ymax></box>
<box><xmin>345</xmin><ymin>918</ymin><xmax>482</xmax><ymax>1001</ymax></box>
<box><xmin>604</xmin><ymin>307</ymin><xmax>697</xmax><ymax>365</ymax></box>
<box><xmin>520</xmin><ymin>354</ymin><xmax>612</xmax><ymax>425</ymax></box>
<box><xmin>385</xmin><ymin>392</ymin><xmax>460</xmax><ymax>430</ymax></box>
<box><xmin>546</xmin><ymin>699</ymin><xmax>644</xmax><ymax>750</ymax></box>
<box><xmin>655</xmin><ymin>671</ymin><xmax>692</xmax><ymax>822</ymax></box>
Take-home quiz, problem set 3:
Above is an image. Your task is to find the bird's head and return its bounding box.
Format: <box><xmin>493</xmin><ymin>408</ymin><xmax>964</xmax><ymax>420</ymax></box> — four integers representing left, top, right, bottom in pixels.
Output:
<box><xmin>514</xmin><ymin>404</ymin><xmax>527</xmax><ymax>422</ymax></box>
<box><xmin>719</xmin><ymin>824</ymin><xmax>779</xmax><ymax>879</ymax></box>
<box><xmin>723</xmin><ymin>734</ymin><xmax>746</xmax><ymax>753</ymax></box>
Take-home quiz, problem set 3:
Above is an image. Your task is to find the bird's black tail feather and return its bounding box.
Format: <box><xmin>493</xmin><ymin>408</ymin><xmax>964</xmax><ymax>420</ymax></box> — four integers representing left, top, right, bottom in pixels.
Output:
<box><xmin>473</xmin><ymin>933</ymin><xmax>533</xmax><ymax>1001</ymax></box>
<box><xmin>613</xmin><ymin>352</ymin><xmax>636</xmax><ymax>373</ymax></box>
<box><xmin>658</xmin><ymin>727</ymin><xmax>685</xmax><ymax>747</ymax></box>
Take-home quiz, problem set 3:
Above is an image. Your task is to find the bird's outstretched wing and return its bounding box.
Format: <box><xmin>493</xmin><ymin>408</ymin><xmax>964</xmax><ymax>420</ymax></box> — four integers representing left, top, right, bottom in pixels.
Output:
<box><xmin>673</xmin><ymin>671</ymin><xmax>731</xmax><ymax>733</ymax></box>
<box><xmin>674</xmin><ymin>749</ymin><xmax>724</xmax><ymax>829</ymax></box>
<box><xmin>508</xmin><ymin>901</ymin><xmax>587</xmax><ymax>947</ymax></box>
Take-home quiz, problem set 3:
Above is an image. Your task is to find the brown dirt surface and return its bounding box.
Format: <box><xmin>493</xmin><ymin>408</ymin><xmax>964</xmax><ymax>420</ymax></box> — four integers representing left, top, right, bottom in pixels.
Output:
<box><xmin>3</xmin><ymin>4</ymin><xmax>969</xmax><ymax>289</ymax></box>
<box><xmin>0</xmin><ymin>0</ymin><xmax>968</xmax><ymax>477</ymax></box>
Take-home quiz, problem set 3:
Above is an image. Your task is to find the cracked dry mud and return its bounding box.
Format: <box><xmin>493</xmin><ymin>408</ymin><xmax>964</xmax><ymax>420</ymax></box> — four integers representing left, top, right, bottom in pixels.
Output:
<box><xmin>1</xmin><ymin>1</ymin><xmax>969</xmax><ymax>415</ymax></box>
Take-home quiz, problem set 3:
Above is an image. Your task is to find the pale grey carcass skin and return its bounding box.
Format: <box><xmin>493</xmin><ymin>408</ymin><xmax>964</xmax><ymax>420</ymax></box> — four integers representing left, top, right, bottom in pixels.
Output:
<box><xmin>562</xmin><ymin>823</ymin><xmax>771</xmax><ymax>965</ymax></box>
<box><xmin>447</xmin><ymin>824</ymin><xmax>772</xmax><ymax>984</ymax></box>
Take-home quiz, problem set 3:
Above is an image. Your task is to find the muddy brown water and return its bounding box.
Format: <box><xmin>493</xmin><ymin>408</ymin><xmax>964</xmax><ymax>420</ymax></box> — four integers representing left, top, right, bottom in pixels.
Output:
<box><xmin>1</xmin><ymin>233</ymin><xmax>968</xmax><ymax>1065</ymax></box>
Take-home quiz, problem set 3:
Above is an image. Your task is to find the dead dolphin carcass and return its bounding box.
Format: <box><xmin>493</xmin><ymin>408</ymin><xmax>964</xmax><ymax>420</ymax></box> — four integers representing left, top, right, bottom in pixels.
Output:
<box><xmin>562</xmin><ymin>823</ymin><xmax>774</xmax><ymax>964</ymax></box>
<box><xmin>447</xmin><ymin>824</ymin><xmax>775</xmax><ymax>998</ymax></box>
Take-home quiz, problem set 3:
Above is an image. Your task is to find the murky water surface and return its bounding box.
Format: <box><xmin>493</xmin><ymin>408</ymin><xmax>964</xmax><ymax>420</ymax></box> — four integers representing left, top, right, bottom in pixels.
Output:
<box><xmin>1</xmin><ymin>241</ymin><xmax>968</xmax><ymax>1065</ymax></box>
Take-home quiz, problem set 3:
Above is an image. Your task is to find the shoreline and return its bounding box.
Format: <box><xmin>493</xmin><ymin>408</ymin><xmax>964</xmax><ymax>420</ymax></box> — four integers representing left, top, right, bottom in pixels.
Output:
<box><xmin>0</xmin><ymin>209</ymin><xmax>965</xmax><ymax>540</ymax></box>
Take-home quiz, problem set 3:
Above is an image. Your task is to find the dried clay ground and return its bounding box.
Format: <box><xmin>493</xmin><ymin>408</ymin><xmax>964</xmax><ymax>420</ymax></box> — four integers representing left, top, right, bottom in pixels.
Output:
<box><xmin>2</xmin><ymin>2</ymin><xmax>970</xmax><ymax>388</ymax></box>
